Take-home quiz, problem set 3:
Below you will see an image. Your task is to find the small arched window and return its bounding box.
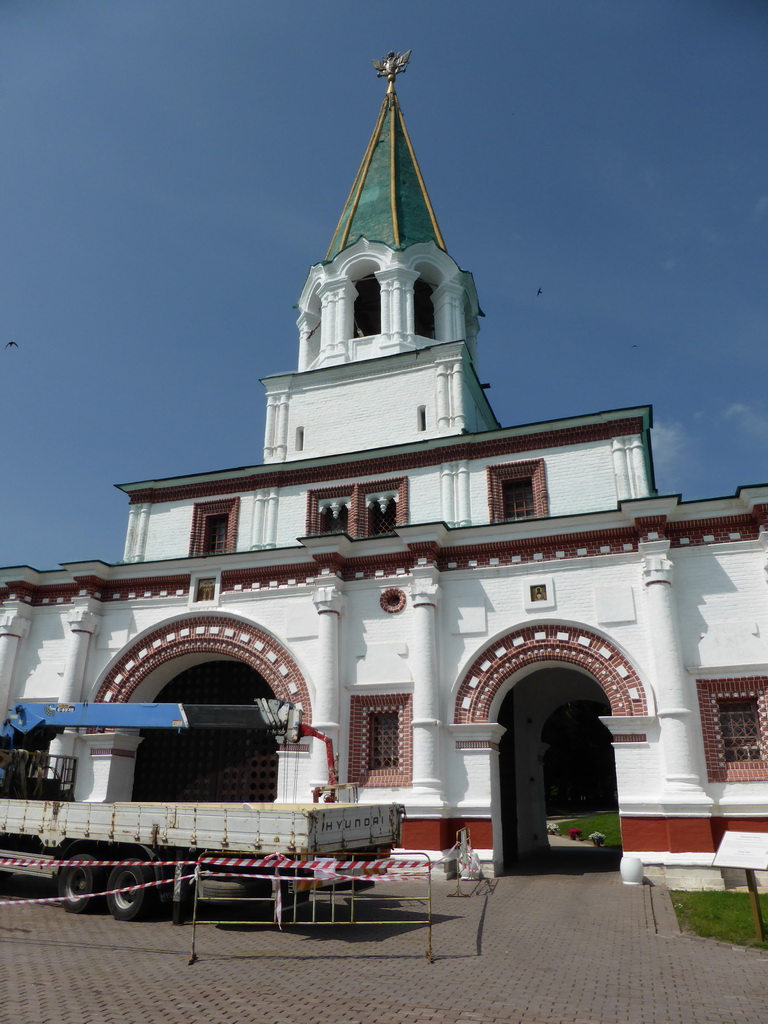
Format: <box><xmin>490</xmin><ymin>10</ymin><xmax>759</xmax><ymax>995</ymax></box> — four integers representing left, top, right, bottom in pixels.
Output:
<box><xmin>353</xmin><ymin>275</ymin><xmax>381</xmax><ymax>337</ymax></box>
<box><xmin>417</xmin><ymin>406</ymin><xmax>427</xmax><ymax>432</ymax></box>
<box><xmin>367</xmin><ymin>497</ymin><xmax>397</xmax><ymax>536</ymax></box>
<box><xmin>413</xmin><ymin>279</ymin><xmax>435</xmax><ymax>339</ymax></box>
<box><xmin>319</xmin><ymin>503</ymin><xmax>349</xmax><ymax>535</ymax></box>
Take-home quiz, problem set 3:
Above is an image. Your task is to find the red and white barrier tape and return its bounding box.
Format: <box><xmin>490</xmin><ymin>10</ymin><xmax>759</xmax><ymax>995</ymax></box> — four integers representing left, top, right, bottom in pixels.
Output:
<box><xmin>0</xmin><ymin>857</ymin><xmax>196</xmax><ymax>870</ymax></box>
<box><xmin>0</xmin><ymin>854</ymin><xmax>431</xmax><ymax>873</ymax></box>
<box><xmin>0</xmin><ymin>873</ymin><xmax>195</xmax><ymax>908</ymax></box>
<box><xmin>0</xmin><ymin>851</ymin><xmax>432</xmax><ymax>912</ymax></box>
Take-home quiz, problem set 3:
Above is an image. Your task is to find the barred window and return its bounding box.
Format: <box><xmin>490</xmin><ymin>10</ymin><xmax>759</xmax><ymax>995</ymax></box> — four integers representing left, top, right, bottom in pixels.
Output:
<box><xmin>306</xmin><ymin>478</ymin><xmax>407</xmax><ymax>539</ymax></box>
<box><xmin>368</xmin><ymin>497</ymin><xmax>397</xmax><ymax>535</ymax></box>
<box><xmin>189</xmin><ymin>498</ymin><xmax>239</xmax><ymax>557</ymax></box>
<box><xmin>502</xmin><ymin>479</ymin><xmax>535</xmax><ymax>520</ymax></box>
<box><xmin>205</xmin><ymin>515</ymin><xmax>228</xmax><ymax>554</ymax></box>
<box><xmin>369</xmin><ymin>712</ymin><xmax>400</xmax><ymax>771</ymax></box>
<box><xmin>487</xmin><ymin>459</ymin><xmax>547</xmax><ymax>523</ymax></box>
<box><xmin>719</xmin><ymin>700</ymin><xmax>762</xmax><ymax>762</ymax></box>
<box><xmin>319</xmin><ymin>503</ymin><xmax>349</xmax><ymax>535</ymax></box>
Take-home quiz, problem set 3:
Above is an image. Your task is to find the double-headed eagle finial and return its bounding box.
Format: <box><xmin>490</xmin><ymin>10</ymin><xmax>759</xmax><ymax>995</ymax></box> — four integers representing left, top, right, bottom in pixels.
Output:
<box><xmin>372</xmin><ymin>50</ymin><xmax>411</xmax><ymax>93</ymax></box>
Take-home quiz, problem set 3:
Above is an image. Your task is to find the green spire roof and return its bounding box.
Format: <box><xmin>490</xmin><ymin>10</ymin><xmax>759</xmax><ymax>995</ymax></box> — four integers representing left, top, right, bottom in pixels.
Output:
<box><xmin>325</xmin><ymin>84</ymin><xmax>446</xmax><ymax>261</ymax></box>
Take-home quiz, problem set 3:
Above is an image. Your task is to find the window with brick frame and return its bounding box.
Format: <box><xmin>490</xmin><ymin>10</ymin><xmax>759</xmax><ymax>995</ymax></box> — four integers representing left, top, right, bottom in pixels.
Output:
<box><xmin>348</xmin><ymin>694</ymin><xmax>412</xmax><ymax>787</ymax></box>
<box><xmin>189</xmin><ymin>498</ymin><xmax>240</xmax><ymax>557</ymax></box>
<box><xmin>719</xmin><ymin>700</ymin><xmax>762</xmax><ymax>762</ymax></box>
<box><xmin>487</xmin><ymin>459</ymin><xmax>548</xmax><ymax>523</ymax></box>
<box><xmin>367</xmin><ymin>495</ymin><xmax>397</xmax><ymax>535</ymax></box>
<box><xmin>306</xmin><ymin>478</ymin><xmax>408</xmax><ymax>539</ymax></box>
<box><xmin>697</xmin><ymin>678</ymin><xmax>768</xmax><ymax>782</ymax></box>
<box><xmin>318</xmin><ymin>501</ymin><xmax>350</xmax><ymax>535</ymax></box>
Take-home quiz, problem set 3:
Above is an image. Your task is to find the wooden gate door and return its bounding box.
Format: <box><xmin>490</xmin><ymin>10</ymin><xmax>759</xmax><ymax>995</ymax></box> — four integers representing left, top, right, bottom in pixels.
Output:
<box><xmin>131</xmin><ymin>661</ymin><xmax>279</xmax><ymax>803</ymax></box>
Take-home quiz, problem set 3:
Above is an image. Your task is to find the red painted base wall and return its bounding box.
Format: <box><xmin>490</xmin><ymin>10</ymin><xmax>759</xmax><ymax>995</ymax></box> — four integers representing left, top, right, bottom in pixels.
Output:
<box><xmin>621</xmin><ymin>816</ymin><xmax>768</xmax><ymax>854</ymax></box>
<box><xmin>402</xmin><ymin>816</ymin><xmax>768</xmax><ymax>857</ymax></box>
<box><xmin>402</xmin><ymin>818</ymin><xmax>493</xmax><ymax>851</ymax></box>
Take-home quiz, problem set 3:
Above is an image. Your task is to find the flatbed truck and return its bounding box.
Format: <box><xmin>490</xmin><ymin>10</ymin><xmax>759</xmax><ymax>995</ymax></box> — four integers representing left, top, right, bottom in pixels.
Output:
<box><xmin>0</xmin><ymin>700</ymin><xmax>403</xmax><ymax>920</ymax></box>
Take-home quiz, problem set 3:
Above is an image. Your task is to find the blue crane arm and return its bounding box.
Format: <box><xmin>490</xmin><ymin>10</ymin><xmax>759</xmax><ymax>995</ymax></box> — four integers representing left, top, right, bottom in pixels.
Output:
<box><xmin>1</xmin><ymin>699</ymin><xmax>302</xmax><ymax>746</ymax></box>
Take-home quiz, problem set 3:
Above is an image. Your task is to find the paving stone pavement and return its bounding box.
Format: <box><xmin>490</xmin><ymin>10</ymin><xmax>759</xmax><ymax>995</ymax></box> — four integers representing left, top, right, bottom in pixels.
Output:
<box><xmin>1</xmin><ymin>845</ymin><xmax>767</xmax><ymax>1024</ymax></box>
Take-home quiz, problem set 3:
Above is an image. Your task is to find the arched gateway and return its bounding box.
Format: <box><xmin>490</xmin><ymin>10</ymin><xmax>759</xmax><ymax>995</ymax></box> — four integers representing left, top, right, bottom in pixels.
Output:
<box><xmin>454</xmin><ymin>623</ymin><xmax>649</xmax><ymax>724</ymax></box>
<box><xmin>452</xmin><ymin>623</ymin><xmax>650</xmax><ymax>869</ymax></box>
<box><xmin>95</xmin><ymin>614</ymin><xmax>312</xmax><ymax>715</ymax></box>
<box><xmin>86</xmin><ymin>615</ymin><xmax>314</xmax><ymax>805</ymax></box>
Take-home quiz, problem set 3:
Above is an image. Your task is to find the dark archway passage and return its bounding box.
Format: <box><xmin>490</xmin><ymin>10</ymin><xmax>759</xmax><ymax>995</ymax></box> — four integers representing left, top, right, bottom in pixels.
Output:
<box><xmin>132</xmin><ymin>660</ymin><xmax>278</xmax><ymax>803</ymax></box>
<box><xmin>543</xmin><ymin>700</ymin><xmax>617</xmax><ymax>815</ymax></box>
<box><xmin>498</xmin><ymin>685</ymin><xmax>517</xmax><ymax>868</ymax></box>
<box><xmin>496</xmin><ymin>668</ymin><xmax>617</xmax><ymax>866</ymax></box>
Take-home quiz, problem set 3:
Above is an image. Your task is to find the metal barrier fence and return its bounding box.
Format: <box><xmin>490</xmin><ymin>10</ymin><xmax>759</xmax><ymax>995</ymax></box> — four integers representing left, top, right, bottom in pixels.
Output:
<box><xmin>189</xmin><ymin>852</ymin><xmax>434</xmax><ymax>964</ymax></box>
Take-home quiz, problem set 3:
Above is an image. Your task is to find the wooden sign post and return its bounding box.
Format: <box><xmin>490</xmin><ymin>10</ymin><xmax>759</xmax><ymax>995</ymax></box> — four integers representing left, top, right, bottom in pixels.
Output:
<box><xmin>712</xmin><ymin>831</ymin><xmax>768</xmax><ymax>941</ymax></box>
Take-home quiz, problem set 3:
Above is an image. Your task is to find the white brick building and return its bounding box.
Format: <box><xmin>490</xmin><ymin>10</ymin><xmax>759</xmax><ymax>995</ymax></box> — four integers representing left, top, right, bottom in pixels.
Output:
<box><xmin>2</xmin><ymin>58</ymin><xmax>768</xmax><ymax>887</ymax></box>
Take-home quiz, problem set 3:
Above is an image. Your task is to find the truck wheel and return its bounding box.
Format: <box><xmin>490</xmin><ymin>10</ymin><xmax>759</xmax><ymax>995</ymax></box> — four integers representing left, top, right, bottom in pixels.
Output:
<box><xmin>106</xmin><ymin>864</ymin><xmax>159</xmax><ymax>922</ymax></box>
<box><xmin>57</xmin><ymin>853</ymin><xmax>107</xmax><ymax>914</ymax></box>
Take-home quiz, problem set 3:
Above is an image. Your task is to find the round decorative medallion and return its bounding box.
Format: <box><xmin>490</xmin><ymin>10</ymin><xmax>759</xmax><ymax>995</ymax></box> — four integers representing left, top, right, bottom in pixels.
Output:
<box><xmin>380</xmin><ymin>587</ymin><xmax>406</xmax><ymax>614</ymax></box>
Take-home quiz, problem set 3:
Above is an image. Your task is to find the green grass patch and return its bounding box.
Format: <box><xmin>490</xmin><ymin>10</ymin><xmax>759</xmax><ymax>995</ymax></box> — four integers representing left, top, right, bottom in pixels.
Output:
<box><xmin>549</xmin><ymin>812</ymin><xmax>622</xmax><ymax>847</ymax></box>
<box><xmin>670</xmin><ymin>890</ymin><xmax>768</xmax><ymax>950</ymax></box>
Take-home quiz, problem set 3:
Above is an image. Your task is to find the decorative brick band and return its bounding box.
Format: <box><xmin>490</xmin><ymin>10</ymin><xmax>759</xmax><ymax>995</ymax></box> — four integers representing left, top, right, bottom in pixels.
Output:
<box><xmin>90</xmin><ymin>748</ymin><xmax>136</xmax><ymax>758</ymax></box>
<box><xmin>127</xmin><ymin>417</ymin><xmax>646</xmax><ymax>504</ymax></box>
<box><xmin>220</xmin><ymin>564</ymin><xmax>318</xmax><ymax>593</ymax></box>
<box><xmin>95</xmin><ymin>615</ymin><xmax>312</xmax><ymax>720</ymax></box>
<box><xmin>455</xmin><ymin>740</ymin><xmax>499</xmax><ymax>750</ymax></box>
<box><xmin>454</xmin><ymin>624</ymin><xmax>647</xmax><ymax>724</ymax></box>
<box><xmin>612</xmin><ymin>734</ymin><xmax>647</xmax><ymax>743</ymax></box>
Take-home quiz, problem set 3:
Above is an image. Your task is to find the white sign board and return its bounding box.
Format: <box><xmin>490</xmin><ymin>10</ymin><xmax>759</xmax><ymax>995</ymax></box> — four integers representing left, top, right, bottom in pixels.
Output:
<box><xmin>712</xmin><ymin>831</ymin><xmax>768</xmax><ymax>870</ymax></box>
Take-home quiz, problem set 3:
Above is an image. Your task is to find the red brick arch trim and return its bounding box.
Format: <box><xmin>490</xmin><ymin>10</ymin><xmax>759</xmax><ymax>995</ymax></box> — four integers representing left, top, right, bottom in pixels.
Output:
<box><xmin>95</xmin><ymin>615</ymin><xmax>312</xmax><ymax>720</ymax></box>
<box><xmin>453</xmin><ymin>624</ymin><xmax>647</xmax><ymax>723</ymax></box>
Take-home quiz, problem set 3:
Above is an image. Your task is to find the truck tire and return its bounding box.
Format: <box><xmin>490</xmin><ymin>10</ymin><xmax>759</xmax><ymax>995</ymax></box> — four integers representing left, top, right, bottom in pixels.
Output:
<box><xmin>106</xmin><ymin>864</ymin><xmax>159</xmax><ymax>922</ymax></box>
<box><xmin>197</xmin><ymin>875</ymin><xmax>269</xmax><ymax>902</ymax></box>
<box><xmin>57</xmin><ymin>853</ymin><xmax>107</xmax><ymax>914</ymax></box>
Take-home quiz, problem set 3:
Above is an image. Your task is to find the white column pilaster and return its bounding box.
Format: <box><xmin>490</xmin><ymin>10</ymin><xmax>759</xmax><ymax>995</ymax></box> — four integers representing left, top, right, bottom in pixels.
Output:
<box><xmin>455</xmin><ymin>460</ymin><xmax>471</xmax><ymax>527</ymax></box>
<box><xmin>449</xmin><ymin>361</ymin><xmax>466</xmax><ymax>431</ymax></box>
<box><xmin>123</xmin><ymin>506</ymin><xmax>139</xmax><ymax>562</ymax></box>
<box><xmin>297</xmin><ymin>310</ymin><xmax>321</xmax><ymax>371</ymax></box>
<box><xmin>263</xmin><ymin>395</ymin><xmax>278</xmax><ymax>461</ymax></box>
<box><xmin>376</xmin><ymin>268</ymin><xmax>419</xmax><ymax>352</ymax></box>
<box><xmin>49</xmin><ymin>604</ymin><xmax>100</xmax><ymax>762</ymax></box>
<box><xmin>628</xmin><ymin>437</ymin><xmax>650</xmax><ymax>496</ymax></box>
<box><xmin>612</xmin><ymin>438</ymin><xmax>632</xmax><ymax>501</ymax></box>
<box><xmin>310</xmin><ymin>584</ymin><xmax>342</xmax><ymax>789</ymax></box>
<box><xmin>263</xmin><ymin>488</ymin><xmax>279</xmax><ymax>549</ymax></box>
<box><xmin>410</xmin><ymin>569</ymin><xmax>445</xmax><ymax>807</ymax></box>
<box><xmin>274</xmin><ymin>396</ymin><xmax>290</xmax><ymax>463</ymax></box>
<box><xmin>250</xmin><ymin>491</ymin><xmax>266</xmax><ymax>549</ymax></box>
<box><xmin>640</xmin><ymin>541</ymin><xmax>711</xmax><ymax>810</ymax></box>
<box><xmin>436</xmin><ymin>364</ymin><xmax>451</xmax><ymax>431</ymax></box>
<box><xmin>431</xmin><ymin>281</ymin><xmax>464</xmax><ymax>343</ymax></box>
<box><xmin>0</xmin><ymin>608</ymin><xmax>31</xmax><ymax>716</ymax></box>
<box><xmin>440</xmin><ymin>464</ymin><xmax>455</xmax><ymax>526</ymax></box>
<box><xmin>131</xmin><ymin>504</ymin><xmax>150</xmax><ymax>563</ymax></box>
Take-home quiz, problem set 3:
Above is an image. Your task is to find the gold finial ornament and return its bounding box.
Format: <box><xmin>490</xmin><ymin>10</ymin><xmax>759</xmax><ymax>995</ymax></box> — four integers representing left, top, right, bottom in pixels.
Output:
<box><xmin>372</xmin><ymin>50</ymin><xmax>411</xmax><ymax>92</ymax></box>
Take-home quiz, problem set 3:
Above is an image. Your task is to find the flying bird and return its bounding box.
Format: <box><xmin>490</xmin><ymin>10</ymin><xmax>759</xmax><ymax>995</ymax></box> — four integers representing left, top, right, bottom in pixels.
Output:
<box><xmin>5</xmin><ymin>341</ymin><xmax>18</xmax><ymax>348</ymax></box>
<box><xmin>536</xmin><ymin>288</ymin><xmax>542</xmax><ymax>297</ymax></box>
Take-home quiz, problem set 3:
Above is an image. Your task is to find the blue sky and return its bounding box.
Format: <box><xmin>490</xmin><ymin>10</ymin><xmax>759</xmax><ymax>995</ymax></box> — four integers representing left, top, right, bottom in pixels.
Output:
<box><xmin>1</xmin><ymin>0</ymin><xmax>766</xmax><ymax>571</ymax></box>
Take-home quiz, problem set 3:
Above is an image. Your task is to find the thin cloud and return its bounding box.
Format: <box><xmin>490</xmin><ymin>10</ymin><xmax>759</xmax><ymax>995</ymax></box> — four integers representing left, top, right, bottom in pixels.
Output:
<box><xmin>651</xmin><ymin>420</ymin><xmax>690</xmax><ymax>483</ymax></box>
<box><xmin>721</xmin><ymin>402</ymin><xmax>768</xmax><ymax>438</ymax></box>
